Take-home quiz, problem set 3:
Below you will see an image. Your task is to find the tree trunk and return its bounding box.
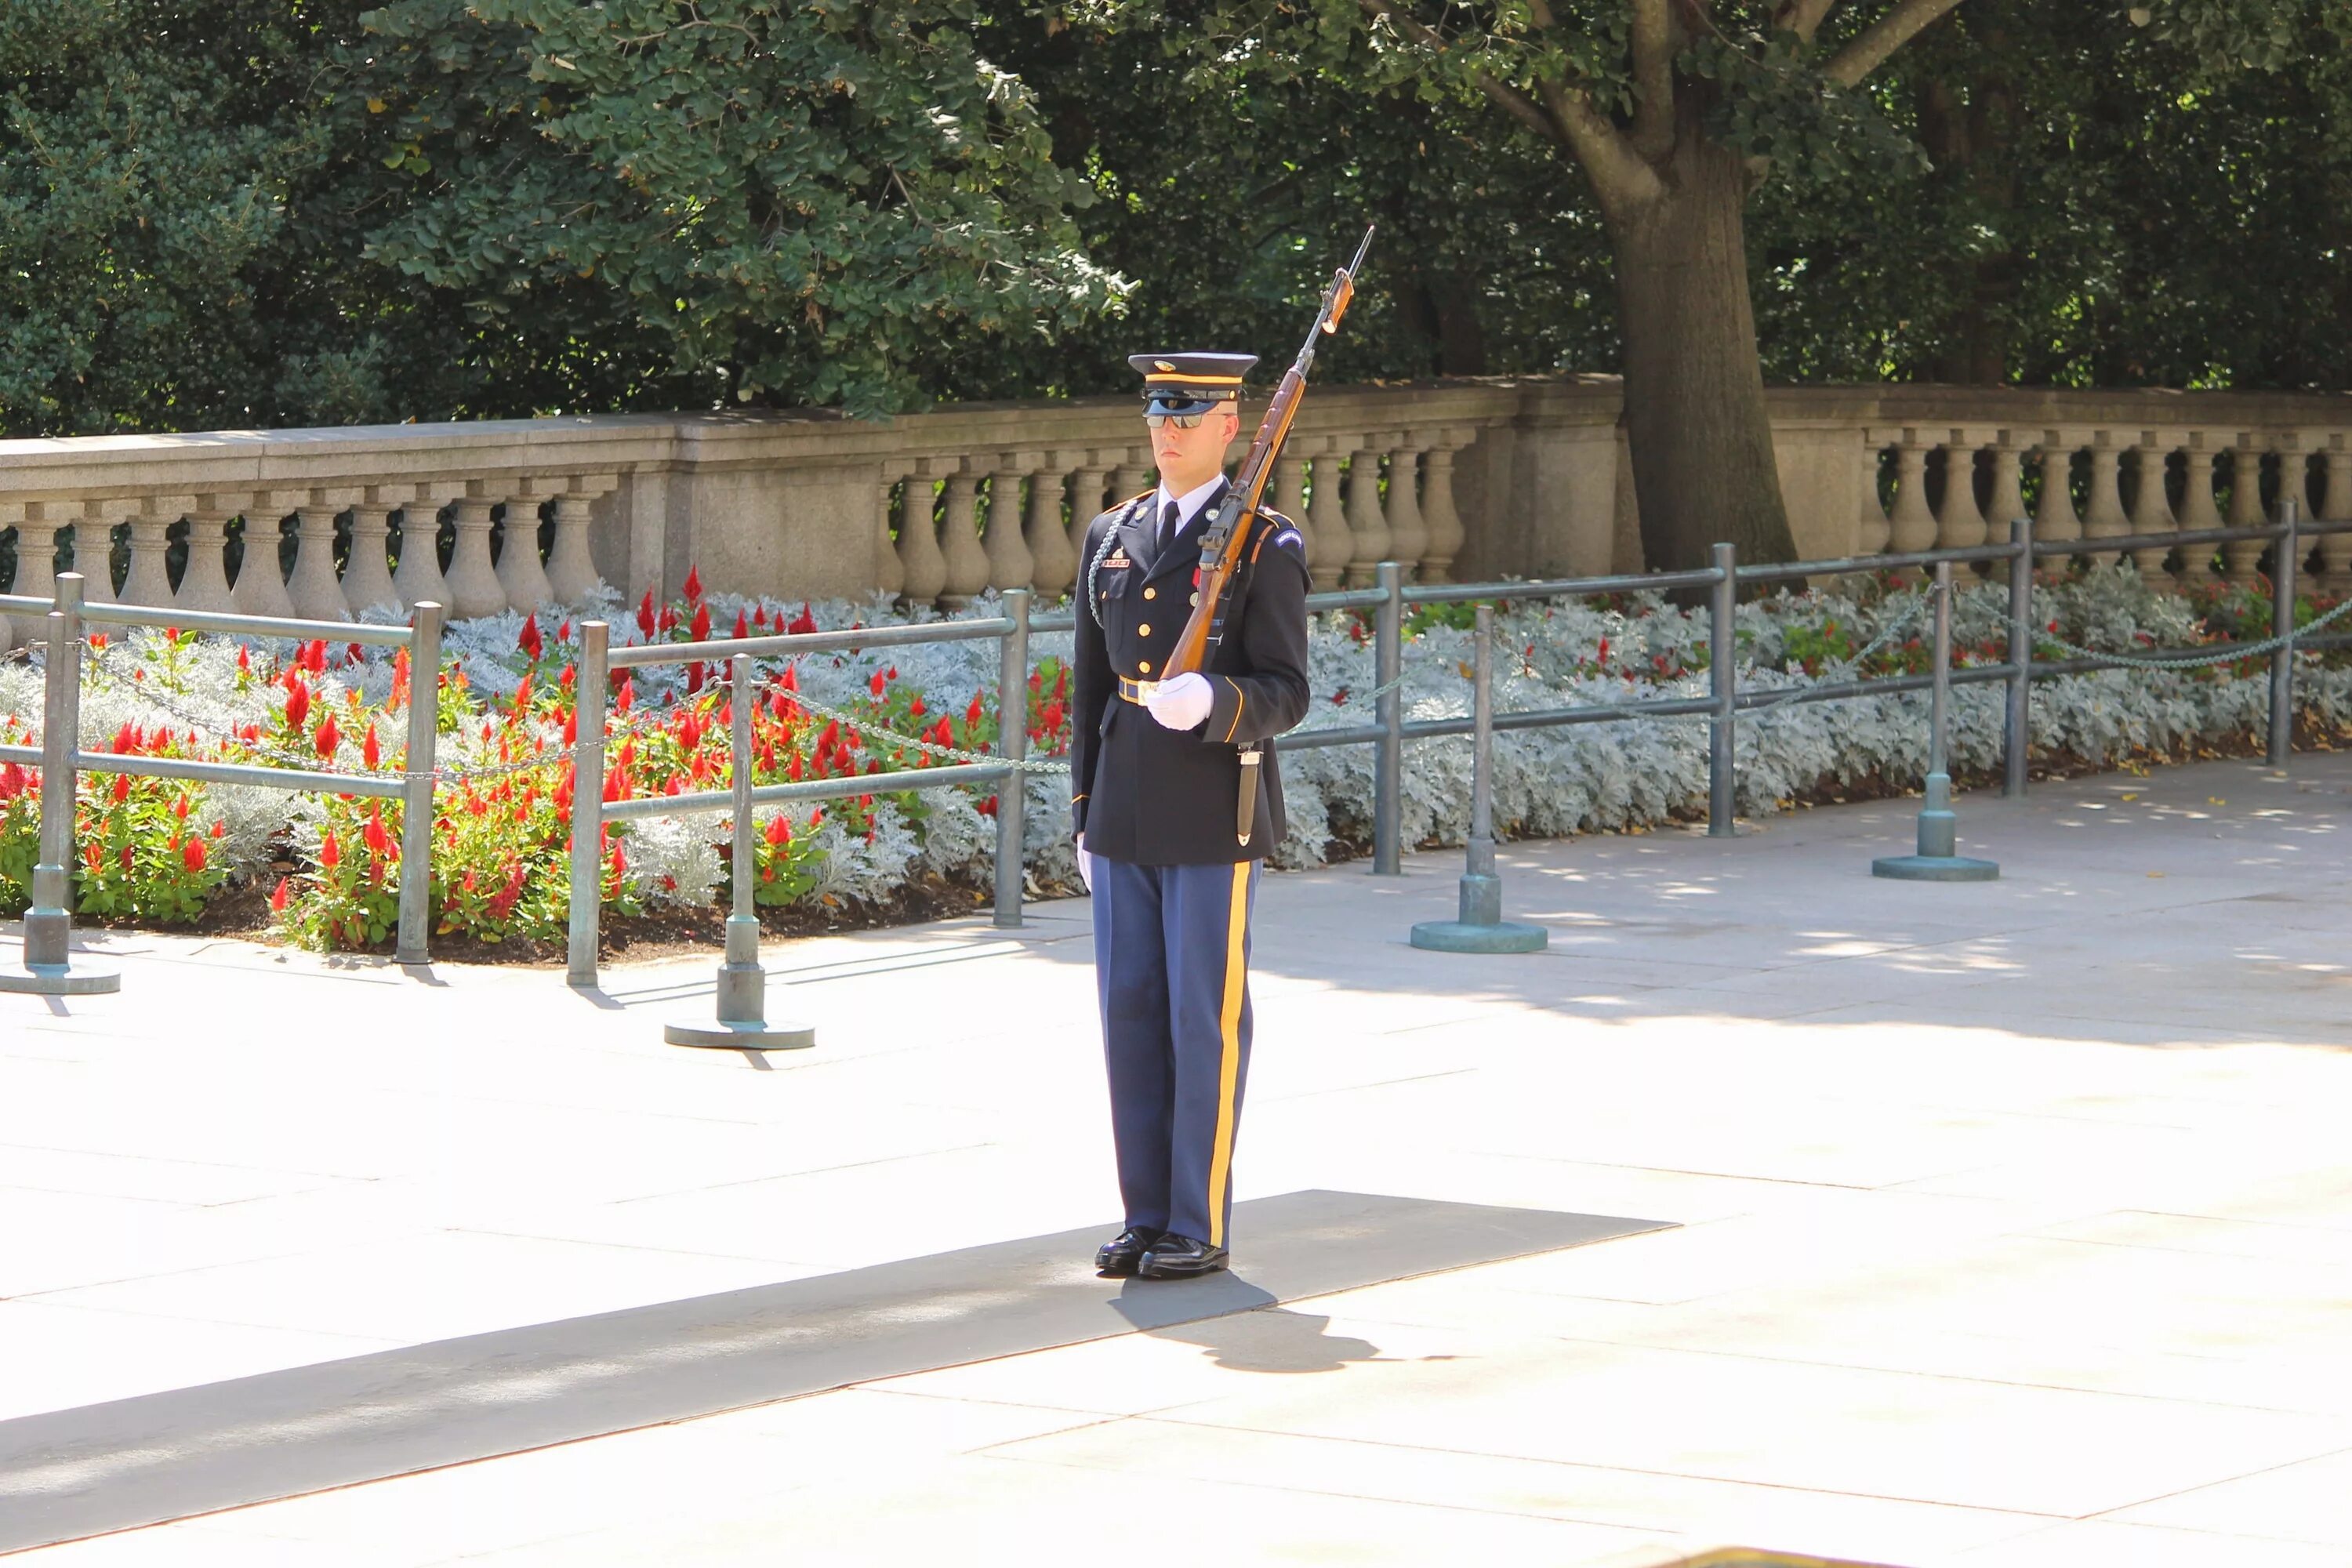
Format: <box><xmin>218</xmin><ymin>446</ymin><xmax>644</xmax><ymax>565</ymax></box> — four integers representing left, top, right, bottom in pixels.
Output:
<box><xmin>1606</xmin><ymin>122</ymin><xmax>1798</xmax><ymax>572</ymax></box>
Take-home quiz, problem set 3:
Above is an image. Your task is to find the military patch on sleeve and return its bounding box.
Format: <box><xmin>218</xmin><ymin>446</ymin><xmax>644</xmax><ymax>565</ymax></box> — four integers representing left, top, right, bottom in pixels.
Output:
<box><xmin>1271</xmin><ymin>528</ymin><xmax>1304</xmax><ymax>552</ymax></box>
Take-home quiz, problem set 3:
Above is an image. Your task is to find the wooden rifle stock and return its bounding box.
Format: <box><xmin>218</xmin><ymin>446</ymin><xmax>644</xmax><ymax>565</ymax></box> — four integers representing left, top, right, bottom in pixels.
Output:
<box><xmin>1167</xmin><ymin>226</ymin><xmax>1375</xmax><ymax>679</ymax></box>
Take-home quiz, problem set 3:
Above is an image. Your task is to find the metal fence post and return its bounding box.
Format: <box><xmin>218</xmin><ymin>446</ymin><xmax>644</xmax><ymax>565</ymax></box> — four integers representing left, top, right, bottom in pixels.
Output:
<box><xmin>2005</xmin><ymin>516</ymin><xmax>2034</xmax><ymax>798</ymax></box>
<box><xmin>993</xmin><ymin>588</ymin><xmax>1029</xmax><ymax>930</ymax></box>
<box><xmin>2</xmin><ymin>573</ymin><xmax>118</xmax><ymax>994</ymax></box>
<box><xmin>2270</xmin><ymin>495</ymin><xmax>2299</xmax><ymax>768</ymax></box>
<box><xmin>1875</xmin><ymin>560</ymin><xmax>1998</xmax><ymax>881</ymax></box>
<box><xmin>394</xmin><ymin>600</ymin><xmax>442</xmax><ymax>966</ymax></box>
<box><xmin>1410</xmin><ymin>604</ymin><xmax>1544</xmax><ymax>953</ymax></box>
<box><xmin>566</xmin><ymin>620</ymin><xmax>608</xmax><ymax>987</ymax></box>
<box><xmin>1708</xmin><ymin>543</ymin><xmax>1737</xmax><ymax>837</ymax></box>
<box><xmin>1373</xmin><ymin>560</ymin><xmax>1403</xmax><ymax>874</ymax></box>
<box><xmin>666</xmin><ymin>652</ymin><xmax>812</xmax><ymax>1050</ymax></box>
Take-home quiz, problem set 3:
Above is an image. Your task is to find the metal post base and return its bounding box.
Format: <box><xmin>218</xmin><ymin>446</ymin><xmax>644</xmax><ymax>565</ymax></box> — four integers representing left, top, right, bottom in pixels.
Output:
<box><xmin>1410</xmin><ymin>918</ymin><xmax>1549</xmax><ymax>953</ymax></box>
<box><xmin>1410</xmin><ymin>873</ymin><xmax>1548</xmax><ymax>953</ymax></box>
<box><xmin>665</xmin><ymin>1016</ymin><xmax>815</xmax><ymax>1051</ymax></box>
<box><xmin>1872</xmin><ymin>774</ymin><xmax>1998</xmax><ymax>882</ymax></box>
<box><xmin>0</xmin><ymin>964</ymin><xmax>121</xmax><ymax>996</ymax></box>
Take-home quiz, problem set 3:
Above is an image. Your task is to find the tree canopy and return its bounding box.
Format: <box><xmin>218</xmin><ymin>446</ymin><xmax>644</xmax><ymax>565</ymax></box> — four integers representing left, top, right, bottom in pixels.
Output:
<box><xmin>1</xmin><ymin>0</ymin><xmax>2347</xmax><ymax>440</ymax></box>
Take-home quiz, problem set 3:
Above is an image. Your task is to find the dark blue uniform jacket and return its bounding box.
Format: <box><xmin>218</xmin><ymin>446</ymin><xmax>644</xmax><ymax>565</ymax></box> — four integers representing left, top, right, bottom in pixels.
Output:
<box><xmin>1070</xmin><ymin>481</ymin><xmax>1312</xmax><ymax>866</ymax></box>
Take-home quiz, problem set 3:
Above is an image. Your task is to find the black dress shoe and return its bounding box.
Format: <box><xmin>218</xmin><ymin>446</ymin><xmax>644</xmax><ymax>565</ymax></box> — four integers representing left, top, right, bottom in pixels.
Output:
<box><xmin>1094</xmin><ymin>1226</ymin><xmax>1163</xmax><ymax>1277</ymax></box>
<box><xmin>1138</xmin><ymin>1232</ymin><xmax>1229</xmax><ymax>1278</ymax></box>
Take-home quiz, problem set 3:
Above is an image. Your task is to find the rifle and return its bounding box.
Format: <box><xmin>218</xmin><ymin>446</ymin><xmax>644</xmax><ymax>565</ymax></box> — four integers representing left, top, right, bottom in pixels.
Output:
<box><xmin>1162</xmin><ymin>224</ymin><xmax>1374</xmax><ymax>846</ymax></box>
<box><xmin>1163</xmin><ymin>224</ymin><xmax>1375</xmax><ymax>683</ymax></box>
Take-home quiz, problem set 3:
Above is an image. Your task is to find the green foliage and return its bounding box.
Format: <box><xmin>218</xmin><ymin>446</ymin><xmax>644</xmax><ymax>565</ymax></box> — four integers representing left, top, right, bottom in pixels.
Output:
<box><xmin>351</xmin><ymin>0</ymin><xmax>1122</xmax><ymax>415</ymax></box>
<box><xmin>73</xmin><ymin>775</ymin><xmax>228</xmax><ymax>922</ymax></box>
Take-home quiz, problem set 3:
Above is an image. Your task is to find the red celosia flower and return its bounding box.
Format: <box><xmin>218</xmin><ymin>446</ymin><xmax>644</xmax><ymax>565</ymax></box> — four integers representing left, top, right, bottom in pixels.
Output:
<box><xmin>869</xmin><ymin>670</ymin><xmax>887</xmax><ymax>698</ymax></box>
<box><xmin>236</xmin><ymin>644</ymin><xmax>251</xmax><ymax>673</ymax></box>
<box><xmin>562</xmin><ymin>710</ymin><xmax>577</xmax><ymax>745</ymax></box>
<box><xmin>172</xmin><ymin>793</ymin><xmax>190</xmax><ymax>822</ymax></box>
<box><xmin>111</xmin><ymin>773</ymin><xmax>130</xmax><ymax>804</ymax></box>
<box><xmin>779</xmin><ymin>664</ymin><xmax>799</xmax><ymax>692</ymax></box>
<box><xmin>87</xmin><ymin>632</ymin><xmax>107</xmax><ymax>652</ymax></box>
<box><xmin>558</xmin><ymin>619</ymin><xmax>572</xmax><ymax>641</ymax></box>
<box><xmin>659</xmin><ymin>604</ymin><xmax>677</xmax><ymax>633</ymax></box>
<box><xmin>183</xmin><ymin>837</ymin><xmax>208</xmax><ymax>873</ymax></box>
<box><xmin>966</xmin><ymin>692</ymin><xmax>985</xmax><ymax>727</ymax></box>
<box><xmin>269</xmin><ymin>877</ymin><xmax>290</xmax><ymax>912</ymax></box>
<box><xmin>363</xmin><ymin>725</ymin><xmax>380</xmax><ymax>768</ymax></box>
<box><xmin>732</xmin><ymin>608</ymin><xmax>750</xmax><ymax>639</ymax></box>
<box><xmin>119</xmin><ymin>844</ymin><xmax>133</xmax><ymax>870</ymax></box>
<box><xmin>752</xmin><ymin>605</ymin><xmax>768</xmax><ymax>628</ymax></box>
<box><xmin>284</xmin><ymin>679</ymin><xmax>311</xmax><ymax>729</ymax></box>
<box><xmin>1041</xmin><ymin>702</ymin><xmax>1064</xmax><ymax>732</ymax></box>
<box><xmin>315</xmin><ymin>715</ymin><xmax>340</xmax><ymax>758</ymax></box>
<box><xmin>209</xmin><ymin>820</ymin><xmax>224</xmax><ymax>839</ymax></box>
<box><xmin>363</xmin><ymin>803</ymin><xmax>390</xmax><ymax>858</ymax></box>
<box><xmin>678</xmin><ymin>713</ymin><xmax>702</xmax><ymax>751</ymax></box>
<box><xmin>690</xmin><ymin>602</ymin><xmax>711</xmax><ymax>642</ymax></box>
<box><xmin>518</xmin><ymin>614</ymin><xmax>544</xmax><ymax>661</ymax></box>
<box><xmin>84</xmin><ymin>841</ymin><xmax>103</xmax><ymax>872</ymax></box>
<box><xmin>609</xmin><ymin>842</ymin><xmax>628</xmax><ymax>878</ymax></box>
<box><xmin>764</xmin><ymin>813</ymin><xmax>791</xmax><ymax>847</ymax></box>
<box><xmin>637</xmin><ymin>590</ymin><xmax>657</xmax><ymax>639</ymax></box>
<box><xmin>683</xmin><ymin>564</ymin><xmax>703</xmax><ymax>601</ymax></box>
<box><xmin>615</xmin><ymin>677</ymin><xmax>634</xmax><ymax>716</ymax></box>
<box><xmin>909</xmin><ymin>695</ymin><xmax>926</xmax><ymax>717</ymax></box>
<box><xmin>112</xmin><ymin>722</ymin><xmax>136</xmax><ymax>754</ymax></box>
<box><xmin>788</xmin><ymin>604</ymin><xmax>817</xmax><ymax>636</ymax></box>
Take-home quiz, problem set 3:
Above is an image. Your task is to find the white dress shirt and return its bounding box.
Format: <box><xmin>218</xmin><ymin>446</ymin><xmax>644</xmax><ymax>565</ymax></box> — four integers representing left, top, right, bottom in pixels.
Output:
<box><xmin>1153</xmin><ymin>474</ymin><xmax>1225</xmax><ymax>544</ymax></box>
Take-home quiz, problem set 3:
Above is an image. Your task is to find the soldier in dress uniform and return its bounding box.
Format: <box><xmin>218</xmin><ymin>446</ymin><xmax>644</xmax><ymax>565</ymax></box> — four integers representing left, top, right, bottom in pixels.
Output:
<box><xmin>1069</xmin><ymin>351</ymin><xmax>1312</xmax><ymax>1279</ymax></box>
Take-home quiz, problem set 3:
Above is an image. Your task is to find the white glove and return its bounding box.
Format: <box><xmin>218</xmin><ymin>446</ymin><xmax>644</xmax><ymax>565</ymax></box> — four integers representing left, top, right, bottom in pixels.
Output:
<box><xmin>1076</xmin><ymin>833</ymin><xmax>1094</xmax><ymax>893</ymax></box>
<box><xmin>1145</xmin><ymin>672</ymin><xmax>1214</xmax><ymax>731</ymax></box>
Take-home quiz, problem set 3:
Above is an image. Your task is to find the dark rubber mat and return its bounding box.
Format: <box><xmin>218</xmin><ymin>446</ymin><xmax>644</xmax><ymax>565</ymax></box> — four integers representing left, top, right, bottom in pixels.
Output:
<box><xmin>0</xmin><ymin>1189</ymin><xmax>1669</xmax><ymax>1552</ymax></box>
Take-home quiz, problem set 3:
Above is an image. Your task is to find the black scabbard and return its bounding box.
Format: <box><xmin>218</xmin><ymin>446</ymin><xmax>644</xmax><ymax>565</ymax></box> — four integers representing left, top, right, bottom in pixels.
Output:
<box><xmin>1236</xmin><ymin>746</ymin><xmax>1261</xmax><ymax>846</ymax></box>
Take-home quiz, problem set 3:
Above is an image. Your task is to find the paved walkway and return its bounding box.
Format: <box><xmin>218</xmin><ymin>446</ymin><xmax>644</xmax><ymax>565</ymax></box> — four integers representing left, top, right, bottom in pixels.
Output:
<box><xmin>5</xmin><ymin>757</ymin><xmax>2352</xmax><ymax>1566</ymax></box>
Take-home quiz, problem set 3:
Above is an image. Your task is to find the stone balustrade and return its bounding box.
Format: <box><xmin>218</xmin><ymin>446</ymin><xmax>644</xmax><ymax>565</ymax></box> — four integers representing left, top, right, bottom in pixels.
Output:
<box><xmin>4</xmin><ymin>382</ymin><xmax>2350</xmax><ymax>648</ymax></box>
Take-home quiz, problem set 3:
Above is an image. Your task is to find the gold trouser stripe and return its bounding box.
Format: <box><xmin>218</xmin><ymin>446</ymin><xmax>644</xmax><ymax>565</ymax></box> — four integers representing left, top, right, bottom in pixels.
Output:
<box><xmin>1207</xmin><ymin>861</ymin><xmax>1250</xmax><ymax>1247</ymax></box>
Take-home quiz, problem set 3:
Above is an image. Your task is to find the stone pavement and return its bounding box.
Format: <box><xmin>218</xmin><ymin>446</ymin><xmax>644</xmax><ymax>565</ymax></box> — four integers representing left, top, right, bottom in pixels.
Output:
<box><xmin>5</xmin><ymin>754</ymin><xmax>2352</xmax><ymax>1566</ymax></box>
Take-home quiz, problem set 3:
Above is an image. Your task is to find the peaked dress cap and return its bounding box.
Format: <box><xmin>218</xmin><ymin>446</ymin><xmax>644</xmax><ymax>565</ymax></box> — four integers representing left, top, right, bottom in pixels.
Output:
<box><xmin>1129</xmin><ymin>351</ymin><xmax>1259</xmax><ymax>416</ymax></box>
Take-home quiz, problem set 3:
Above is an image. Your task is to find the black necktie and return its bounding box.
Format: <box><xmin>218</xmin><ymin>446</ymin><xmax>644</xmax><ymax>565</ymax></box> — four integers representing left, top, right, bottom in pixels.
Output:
<box><xmin>1161</xmin><ymin>499</ymin><xmax>1181</xmax><ymax>548</ymax></box>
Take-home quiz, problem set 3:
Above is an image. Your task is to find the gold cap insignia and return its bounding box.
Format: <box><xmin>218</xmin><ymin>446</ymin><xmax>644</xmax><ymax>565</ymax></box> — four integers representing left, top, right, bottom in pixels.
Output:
<box><xmin>1153</xmin><ymin>360</ymin><xmax>1176</xmax><ymax>372</ymax></box>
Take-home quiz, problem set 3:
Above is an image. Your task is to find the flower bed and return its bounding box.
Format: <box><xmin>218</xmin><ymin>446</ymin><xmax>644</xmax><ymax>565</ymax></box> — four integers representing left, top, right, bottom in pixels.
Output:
<box><xmin>1</xmin><ymin>565</ymin><xmax>2346</xmax><ymax>955</ymax></box>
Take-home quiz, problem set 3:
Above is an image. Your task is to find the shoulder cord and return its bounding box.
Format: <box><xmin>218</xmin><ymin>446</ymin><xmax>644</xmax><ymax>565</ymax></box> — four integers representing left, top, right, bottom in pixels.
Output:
<box><xmin>1083</xmin><ymin>495</ymin><xmax>1148</xmax><ymax>628</ymax></box>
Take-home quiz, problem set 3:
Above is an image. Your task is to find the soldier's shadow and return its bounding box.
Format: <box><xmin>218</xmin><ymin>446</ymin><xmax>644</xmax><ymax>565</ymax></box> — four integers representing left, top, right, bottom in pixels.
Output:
<box><xmin>1110</xmin><ymin>1275</ymin><xmax>1385</xmax><ymax>1374</ymax></box>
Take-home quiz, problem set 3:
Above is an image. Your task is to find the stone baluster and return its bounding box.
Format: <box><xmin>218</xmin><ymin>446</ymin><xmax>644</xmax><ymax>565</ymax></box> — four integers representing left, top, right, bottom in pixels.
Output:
<box><xmin>288</xmin><ymin>490</ymin><xmax>356</xmax><ymax>622</ymax></box>
<box><xmin>493</xmin><ymin>481</ymin><xmax>559</xmax><ymax>615</ymax></box>
<box><xmin>1065</xmin><ymin>458</ymin><xmax>1114</xmax><ymax>572</ymax></box>
<box><xmin>232</xmin><ymin>495</ymin><xmax>299</xmax><ymax>619</ymax></box>
<box><xmin>1304</xmin><ymin>443</ymin><xmax>1349</xmax><ymax>590</ymax></box>
<box><xmin>1934</xmin><ymin>431</ymin><xmax>1988</xmax><ymax>550</ymax></box>
<box><xmin>2034</xmin><ymin>435</ymin><xmax>2082</xmax><ymax>568</ymax></box>
<box><xmin>2175</xmin><ymin>433</ymin><xmax>2225</xmax><ymax>586</ymax></box>
<box><xmin>1859</xmin><ymin>436</ymin><xmax>1893</xmax><ymax>555</ymax></box>
<box><xmin>1342</xmin><ymin>441</ymin><xmax>1392</xmax><ymax>586</ymax></box>
<box><xmin>2318</xmin><ymin>435</ymin><xmax>2352</xmax><ymax>593</ymax></box>
<box><xmin>1113</xmin><ymin>455</ymin><xmax>1155</xmax><ymax>510</ymax></box>
<box><xmin>1987</xmin><ymin>436</ymin><xmax>2028</xmax><ymax>537</ymax></box>
<box><xmin>543</xmin><ymin>475</ymin><xmax>615</xmax><ymax>607</ymax></box>
<box><xmin>342</xmin><ymin>490</ymin><xmax>403</xmax><ymax>615</ymax></box>
<box><xmin>122</xmin><ymin>496</ymin><xmax>187</xmax><ymax>608</ymax></box>
<box><xmin>444</xmin><ymin>485</ymin><xmax>510</xmax><ymax>621</ymax></box>
<box><xmin>867</xmin><ymin>465</ymin><xmax>909</xmax><ymax>604</ymax></box>
<box><xmin>1025</xmin><ymin>453</ymin><xmax>1078</xmax><ymax>594</ymax></box>
<box><xmin>393</xmin><ymin>487</ymin><xmax>456</xmax><ymax>612</ymax></box>
<box><xmin>2125</xmin><ymin>432</ymin><xmax>2179</xmax><ymax>588</ymax></box>
<box><xmin>176</xmin><ymin>495</ymin><xmax>239</xmax><ymax>614</ymax></box>
<box><xmin>1886</xmin><ymin>432</ymin><xmax>1936</xmax><ymax>555</ymax></box>
<box><xmin>936</xmin><ymin>466</ymin><xmax>989</xmax><ymax>610</ymax></box>
<box><xmin>1271</xmin><ymin>453</ymin><xmax>1308</xmax><ymax>555</ymax></box>
<box><xmin>1419</xmin><ymin>433</ymin><xmax>1468</xmax><ymax>583</ymax></box>
<box><xmin>2275</xmin><ymin>438</ymin><xmax>2311</xmax><ymax>585</ymax></box>
<box><xmin>1385</xmin><ymin>437</ymin><xmax>1428</xmax><ymax>579</ymax></box>
<box><xmin>979</xmin><ymin>461</ymin><xmax>1034</xmax><ymax>595</ymax></box>
<box><xmin>2223</xmin><ymin>435</ymin><xmax>2268</xmax><ymax>583</ymax></box>
<box><xmin>4</xmin><ymin>503</ymin><xmax>57</xmax><ymax>648</ymax></box>
<box><xmin>60</xmin><ymin>505</ymin><xmax>113</xmax><ymax>597</ymax></box>
<box><xmin>2081</xmin><ymin>433</ymin><xmax>2130</xmax><ymax>570</ymax></box>
<box><xmin>895</xmin><ymin>463</ymin><xmax>949</xmax><ymax>608</ymax></box>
